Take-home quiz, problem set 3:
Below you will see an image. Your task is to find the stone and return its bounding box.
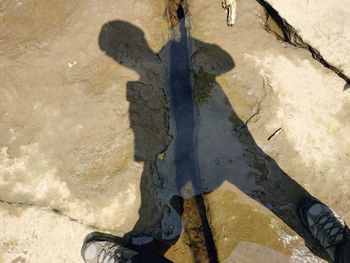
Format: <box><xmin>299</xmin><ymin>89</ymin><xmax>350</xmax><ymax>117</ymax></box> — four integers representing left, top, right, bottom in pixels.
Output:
<box><xmin>260</xmin><ymin>0</ymin><xmax>350</xmax><ymax>82</ymax></box>
<box><xmin>189</xmin><ymin>0</ymin><xmax>349</xmax><ymax>261</ymax></box>
<box><xmin>0</xmin><ymin>202</ymin><xmax>91</xmax><ymax>262</ymax></box>
<box><xmin>0</xmin><ymin>0</ymin><xmax>170</xmax><ymax>262</ymax></box>
<box><xmin>1</xmin><ymin>0</ymin><xmax>350</xmax><ymax>262</ymax></box>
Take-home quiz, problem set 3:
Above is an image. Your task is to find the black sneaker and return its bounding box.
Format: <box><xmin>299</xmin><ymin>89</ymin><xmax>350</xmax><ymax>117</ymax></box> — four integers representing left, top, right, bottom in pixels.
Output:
<box><xmin>81</xmin><ymin>232</ymin><xmax>138</xmax><ymax>263</ymax></box>
<box><xmin>299</xmin><ymin>198</ymin><xmax>350</xmax><ymax>261</ymax></box>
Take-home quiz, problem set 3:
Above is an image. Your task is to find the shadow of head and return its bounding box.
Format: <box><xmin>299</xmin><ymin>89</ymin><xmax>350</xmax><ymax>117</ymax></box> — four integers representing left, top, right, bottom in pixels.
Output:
<box><xmin>191</xmin><ymin>40</ymin><xmax>235</xmax><ymax>76</ymax></box>
<box><xmin>99</xmin><ymin>20</ymin><xmax>169</xmax><ymax>163</ymax></box>
<box><xmin>98</xmin><ymin>20</ymin><xmax>158</xmax><ymax>70</ymax></box>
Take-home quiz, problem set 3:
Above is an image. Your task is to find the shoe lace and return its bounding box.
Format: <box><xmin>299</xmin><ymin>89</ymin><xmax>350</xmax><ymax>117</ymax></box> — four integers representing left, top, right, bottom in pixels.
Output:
<box><xmin>313</xmin><ymin>214</ymin><xmax>345</xmax><ymax>248</ymax></box>
<box><xmin>97</xmin><ymin>246</ymin><xmax>127</xmax><ymax>263</ymax></box>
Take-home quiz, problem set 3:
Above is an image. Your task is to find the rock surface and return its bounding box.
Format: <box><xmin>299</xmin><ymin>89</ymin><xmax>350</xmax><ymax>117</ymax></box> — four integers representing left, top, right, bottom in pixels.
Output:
<box><xmin>261</xmin><ymin>0</ymin><xmax>350</xmax><ymax>82</ymax></box>
<box><xmin>0</xmin><ymin>202</ymin><xmax>92</xmax><ymax>262</ymax></box>
<box><xmin>189</xmin><ymin>0</ymin><xmax>349</xmax><ymax>261</ymax></box>
<box><xmin>1</xmin><ymin>0</ymin><xmax>350</xmax><ymax>262</ymax></box>
<box><xmin>0</xmin><ymin>1</ymin><xmax>170</xmax><ymax>262</ymax></box>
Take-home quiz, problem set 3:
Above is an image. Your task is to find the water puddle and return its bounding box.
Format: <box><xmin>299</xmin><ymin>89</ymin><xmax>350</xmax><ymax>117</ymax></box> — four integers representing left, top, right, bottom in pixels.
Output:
<box><xmin>167</xmin><ymin>2</ymin><xmax>218</xmax><ymax>262</ymax></box>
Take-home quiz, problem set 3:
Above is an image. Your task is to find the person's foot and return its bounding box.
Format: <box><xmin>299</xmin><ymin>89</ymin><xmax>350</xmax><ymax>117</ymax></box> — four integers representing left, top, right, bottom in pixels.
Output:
<box><xmin>299</xmin><ymin>198</ymin><xmax>350</xmax><ymax>260</ymax></box>
<box><xmin>81</xmin><ymin>232</ymin><xmax>138</xmax><ymax>263</ymax></box>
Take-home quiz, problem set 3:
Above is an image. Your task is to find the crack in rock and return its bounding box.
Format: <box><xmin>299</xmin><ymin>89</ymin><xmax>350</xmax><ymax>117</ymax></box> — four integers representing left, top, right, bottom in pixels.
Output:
<box><xmin>257</xmin><ymin>0</ymin><xmax>350</xmax><ymax>84</ymax></box>
<box><xmin>0</xmin><ymin>199</ymin><xmax>112</xmax><ymax>233</ymax></box>
<box><xmin>238</xmin><ymin>77</ymin><xmax>269</xmax><ymax>132</ymax></box>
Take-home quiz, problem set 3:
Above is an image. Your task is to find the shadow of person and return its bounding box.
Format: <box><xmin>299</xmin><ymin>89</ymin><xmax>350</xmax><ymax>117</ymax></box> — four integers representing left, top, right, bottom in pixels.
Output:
<box><xmin>98</xmin><ymin>20</ymin><xmax>329</xmax><ymax>261</ymax></box>
<box><xmin>98</xmin><ymin>20</ymin><xmax>177</xmax><ymax>255</ymax></box>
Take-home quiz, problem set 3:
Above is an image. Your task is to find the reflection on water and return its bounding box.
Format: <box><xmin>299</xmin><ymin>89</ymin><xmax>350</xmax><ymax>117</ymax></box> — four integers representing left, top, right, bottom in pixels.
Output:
<box><xmin>168</xmin><ymin>6</ymin><xmax>218</xmax><ymax>261</ymax></box>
